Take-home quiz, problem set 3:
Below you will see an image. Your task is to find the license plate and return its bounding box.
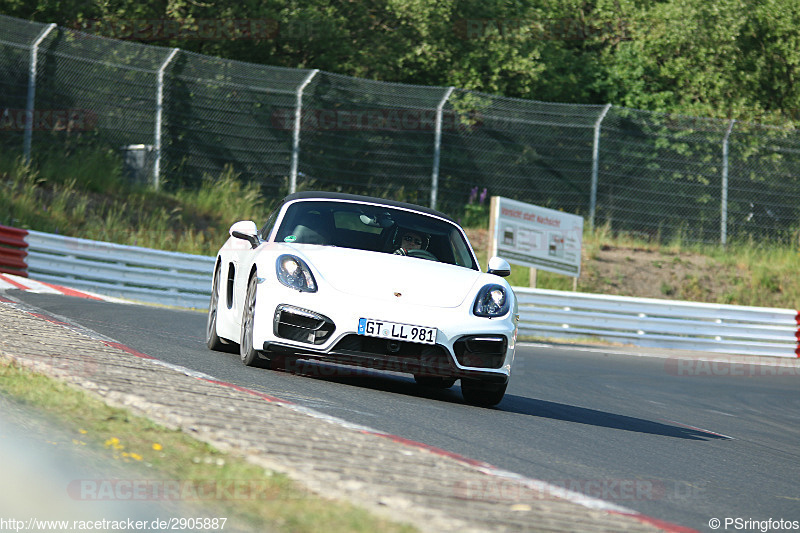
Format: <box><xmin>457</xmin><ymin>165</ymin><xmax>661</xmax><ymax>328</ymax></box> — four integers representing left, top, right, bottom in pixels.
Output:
<box><xmin>358</xmin><ymin>318</ymin><xmax>437</xmax><ymax>345</ymax></box>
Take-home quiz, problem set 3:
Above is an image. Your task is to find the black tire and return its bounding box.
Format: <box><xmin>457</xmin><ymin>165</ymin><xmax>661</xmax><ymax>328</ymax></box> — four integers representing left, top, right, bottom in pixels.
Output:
<box><xmin>414</xmin><ymin>374</ymin><xmax>456</xmax><ymax>389</ymax></box>
<box><xmin>461</xmin><ymin>379</ymin><xmax>507</xmax><ymax>407</ymax></box>
<box><xmin>240</xmin><ymin>274</ymin><xmax>261</xmax><ymax>367</ymax></box>
<box><xmin>207</xmin><ymin>263</ymin><xmax>236</xmax><ymax>352</ymax></box>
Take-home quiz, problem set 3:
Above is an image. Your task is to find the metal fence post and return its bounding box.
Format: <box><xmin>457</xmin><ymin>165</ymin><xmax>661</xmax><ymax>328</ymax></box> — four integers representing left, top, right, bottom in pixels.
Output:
<box><xmin>289</xmin><ymin>69</ymin><xmax>319</xmax><ymax>194</ymax></box>
<box><xmin>720</xmin><ymin>119</ymin><xmax>736</xmax><ymax>245</ymax></box>
<box><xmin>431</xmin><ymin>87</ymin><xmax>455</xmax><ymax>210</ymax></box>
<box><xmin>153</xmin><ymin>48</ymin><xmax>179</xmax><ymax>190</ymax></box>
<box><xmin>589</xmin><ymin>103</ymin><xmax>612</xmax><ymax>230</ymax></box>
<box><xmin>23</xmin><ymin>23</ymin><xmax>56</xmax><ymax>164</ymax></box>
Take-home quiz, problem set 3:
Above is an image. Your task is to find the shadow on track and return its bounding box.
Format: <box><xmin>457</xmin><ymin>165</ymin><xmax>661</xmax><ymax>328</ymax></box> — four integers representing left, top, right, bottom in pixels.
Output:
<box><xmin>259</xmin><ymin>358</ymin><xmax>729</xmax><ymax>441</ymax></box>
<box><xmin>498</xmin><ymin>395</ymin><xmax>731</xmax><ymax>441</ymax></box>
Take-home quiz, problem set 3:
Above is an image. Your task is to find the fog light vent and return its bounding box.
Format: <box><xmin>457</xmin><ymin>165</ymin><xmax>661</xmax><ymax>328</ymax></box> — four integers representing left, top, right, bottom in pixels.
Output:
<box><xmin>453</xmin><ymin>335</ymin><xmax>507</xmax><ymax>368</ymax></box>
<box><xmin>273</xmin><ymin>305</ymin><xmax>335</xmax><ymax>345</ymax></box>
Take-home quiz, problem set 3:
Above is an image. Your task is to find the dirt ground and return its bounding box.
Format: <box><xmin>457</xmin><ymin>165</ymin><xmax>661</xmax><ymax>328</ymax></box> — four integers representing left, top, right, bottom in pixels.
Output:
<box><xmin>466</xmin><ymin>228</ymin><xmax>751</xmax><ymax>305</ymax></box>
<box><xmin>578</xmin><ymin>244</ymin><xmax>721</xmax><ymax>301</ymax></box>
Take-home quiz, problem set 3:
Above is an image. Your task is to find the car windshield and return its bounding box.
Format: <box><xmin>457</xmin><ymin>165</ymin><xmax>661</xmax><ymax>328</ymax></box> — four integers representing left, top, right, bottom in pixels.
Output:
<box><xmin>273</xmin><ymin>200</ymin><xmax>479</xmax><ymax>270</ymax></box>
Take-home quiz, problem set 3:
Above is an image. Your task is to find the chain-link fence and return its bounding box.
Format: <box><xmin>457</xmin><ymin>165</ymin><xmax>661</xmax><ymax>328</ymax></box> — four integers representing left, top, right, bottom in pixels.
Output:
<box><xmin>3</xmin><ymin>13</ymin><xmax>800</xmax><ymax>245</ymax></box>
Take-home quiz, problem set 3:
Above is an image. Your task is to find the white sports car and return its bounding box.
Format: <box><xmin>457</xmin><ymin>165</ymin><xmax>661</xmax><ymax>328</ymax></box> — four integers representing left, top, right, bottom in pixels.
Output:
<box><xmin>206</xmin><ymin>191</ymin><xmax>518</xmax><ymax>406</ymax></box>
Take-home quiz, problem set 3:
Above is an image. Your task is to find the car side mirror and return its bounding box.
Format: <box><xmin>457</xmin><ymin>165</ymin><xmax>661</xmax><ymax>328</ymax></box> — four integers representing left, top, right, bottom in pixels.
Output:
<box><xmin>230</xmin><ymin>220</ymin><xmax>259</xmax><ymax>249</ymax></box>
<box><xmin>487</xmin><ymin>256</ymin><xmax>511</xmax><ymax>277</ymax></box>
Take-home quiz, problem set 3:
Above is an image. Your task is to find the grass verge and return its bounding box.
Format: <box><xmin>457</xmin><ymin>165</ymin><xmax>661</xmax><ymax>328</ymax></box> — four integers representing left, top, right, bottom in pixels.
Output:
<box><xmin>1</xmin><ymin>157</ymin><xmax>273</xmax><ymax>256</ymax></box>
<box><xmin>0</xmin><ymin>358</ymin><xmax>416</xmax><ymax>533</ymax></box>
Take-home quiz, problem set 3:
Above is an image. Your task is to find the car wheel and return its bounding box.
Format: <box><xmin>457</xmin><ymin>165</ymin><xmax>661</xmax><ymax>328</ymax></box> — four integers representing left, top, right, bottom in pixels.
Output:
<box><xmin>207</xmin><ymin>263</ymin><xmax>236</xmax><ymax>352</ymax></box>
<box><xmin>461</xmin><ymin>379</ymin><xmax>507</xmax><ymax>407</ymax></box>
<box><xmin>414</xmin><ymin>375</ymin><xmax>456</xmax><ymax>389</ymax></box>
<box><xmin>240</xmin><ymin>274</ymin><xmax>261</xmax><ymax>367</ymax></box>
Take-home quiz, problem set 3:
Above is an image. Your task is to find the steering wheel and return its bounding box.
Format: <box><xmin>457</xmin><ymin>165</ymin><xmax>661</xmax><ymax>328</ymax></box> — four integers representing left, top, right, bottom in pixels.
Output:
<box><xmin>406</xmin><ymin>249</ymin><xmax>438</xmax><ymax>261</ymax></box>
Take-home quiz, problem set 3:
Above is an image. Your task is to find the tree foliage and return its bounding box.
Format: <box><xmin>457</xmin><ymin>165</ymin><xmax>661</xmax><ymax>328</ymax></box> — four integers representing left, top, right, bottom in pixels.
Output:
<box><xmin>599</xmin><ymin>0</ymin><xmax>800</xmax><ymax>124</ymax></box>
<box><xmin>2</xmin><ymin>0</ymin><xmax>798</xmax><ymax>125</ymax></box>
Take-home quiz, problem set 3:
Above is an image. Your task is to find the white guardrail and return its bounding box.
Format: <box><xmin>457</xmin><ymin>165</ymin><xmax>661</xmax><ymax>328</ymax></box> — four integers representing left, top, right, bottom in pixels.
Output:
<box><xmin>15</xmin><ymin>230</ymin><xmax>800</xmax><ymax>358</ymax></box>
<box><xmin>25</xmin><ymin>230</ymin><xmax>215</xmax><ymax>310</ymax></box>
<box><xmin>516</xmin><ymin>287</ymin><xmax>800</xmax><ymax>358</ymax></box>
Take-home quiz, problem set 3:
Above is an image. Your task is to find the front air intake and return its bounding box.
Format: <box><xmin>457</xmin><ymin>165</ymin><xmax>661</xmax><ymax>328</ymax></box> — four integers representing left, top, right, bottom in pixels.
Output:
<box><xmin>273</xmin><ymin>305</ymin><xmax>335</xmax><ymax>345</ymax></box>
<box><xmin>453</xmin><ymin>335</ymin><xmax>507</xmax><ymax>368</ymax></box>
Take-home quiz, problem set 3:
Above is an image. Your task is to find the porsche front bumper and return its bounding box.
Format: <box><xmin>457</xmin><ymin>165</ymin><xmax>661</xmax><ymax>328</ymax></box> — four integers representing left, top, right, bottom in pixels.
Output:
<box><xmin>253</xmin><ymin>286</ymin><xmax>516</xmax><ymax>382</ymax></box>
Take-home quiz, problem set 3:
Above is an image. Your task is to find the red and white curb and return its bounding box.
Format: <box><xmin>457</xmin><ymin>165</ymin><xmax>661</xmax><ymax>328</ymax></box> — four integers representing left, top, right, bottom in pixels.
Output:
<box><xmin>0</xmin><ymin>273</ymin><xmax>124</xmax><ymax>303</ymax></box>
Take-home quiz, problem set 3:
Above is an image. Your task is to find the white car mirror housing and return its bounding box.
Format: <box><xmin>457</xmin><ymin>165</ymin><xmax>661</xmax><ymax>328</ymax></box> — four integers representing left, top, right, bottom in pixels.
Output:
<box><xmin>487</xmin><ymin>257</ymin><xmax>511</xmax><ymax>277</ymax></box>
<box><xmin>230</xmin><ymin>220</ymin><xmax>259</xmax><ymax>248</ymax></box>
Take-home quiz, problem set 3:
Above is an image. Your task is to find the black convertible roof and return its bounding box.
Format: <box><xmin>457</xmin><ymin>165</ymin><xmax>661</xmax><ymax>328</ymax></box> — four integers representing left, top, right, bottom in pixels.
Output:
<box><xmin>281</xmin><ymin>191</ymin><xmax>456</xmax><ymax>223</ymax></box>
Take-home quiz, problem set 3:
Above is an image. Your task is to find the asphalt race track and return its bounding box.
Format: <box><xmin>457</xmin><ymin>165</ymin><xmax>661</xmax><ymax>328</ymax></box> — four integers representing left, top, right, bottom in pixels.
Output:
<box><xmin>9</xmin><ymin>291</ymin><xmax>800</xmax><ymax>532</ymax></box>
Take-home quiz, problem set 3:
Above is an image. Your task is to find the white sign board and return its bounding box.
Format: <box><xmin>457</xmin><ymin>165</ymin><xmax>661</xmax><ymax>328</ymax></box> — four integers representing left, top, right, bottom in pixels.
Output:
<box><xmin>490</xmin><ymin>197</ymin><xmax>583</xmax><ymax>277</ymax></box>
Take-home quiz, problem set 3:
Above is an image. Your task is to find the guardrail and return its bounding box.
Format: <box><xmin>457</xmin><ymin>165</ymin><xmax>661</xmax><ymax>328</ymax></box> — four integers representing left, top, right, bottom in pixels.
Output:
<box><xmin>24</xmin><ymin>230</ymin><xmax>214</xmax><ymax>309</ymax></box>
<box><xmin>516</xmin><ymin>287</ymin><xmax>800</xmax><ymax>358</ymax></box>
<box><xmin>2</xmin><ymin>226</ymin><xmax>798</xmax><ymax>357</ymax></box>
<box><xmin>0</xmin><ymin>225</ymin><xmax>29</xmax><ymax>277</ymax></box>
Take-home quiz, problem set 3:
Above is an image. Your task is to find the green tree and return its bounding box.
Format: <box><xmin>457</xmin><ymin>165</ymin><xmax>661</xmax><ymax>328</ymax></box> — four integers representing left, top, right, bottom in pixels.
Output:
<box><xmin>597</xmin><ymin>0</ymin><xmax>800</xmax><ymax>125</ymax></box>
<box><xmin>3</xmin><ymin>0</ymin><xmax>799</xmax><ymax>122</ymax></box>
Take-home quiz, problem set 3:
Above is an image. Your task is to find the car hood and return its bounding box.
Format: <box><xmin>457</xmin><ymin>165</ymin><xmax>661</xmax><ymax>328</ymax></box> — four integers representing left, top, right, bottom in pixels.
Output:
<box><xmin>276</xmin><ymin>245</ymin><xmax>486</xmax><ymax>307</ymax></box>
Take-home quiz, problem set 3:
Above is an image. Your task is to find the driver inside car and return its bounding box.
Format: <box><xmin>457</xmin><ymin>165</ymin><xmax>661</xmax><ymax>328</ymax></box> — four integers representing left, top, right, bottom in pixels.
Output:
<box><xmin>394</xmin><ymin>229</ymin><xmax>428</xmax><ymax>256</ymax></box>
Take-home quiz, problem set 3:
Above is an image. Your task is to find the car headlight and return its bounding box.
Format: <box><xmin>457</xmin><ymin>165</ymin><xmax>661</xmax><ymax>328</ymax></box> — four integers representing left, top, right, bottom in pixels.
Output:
<box><xmin>276</xmin><ymin>255</ymin><xmax>317</xmax><ymax>292</ymax></box>
<box><xmin>473</xmin><ymin>284</ymin><xmax>509</xmax><ymax>317</ymax></box>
